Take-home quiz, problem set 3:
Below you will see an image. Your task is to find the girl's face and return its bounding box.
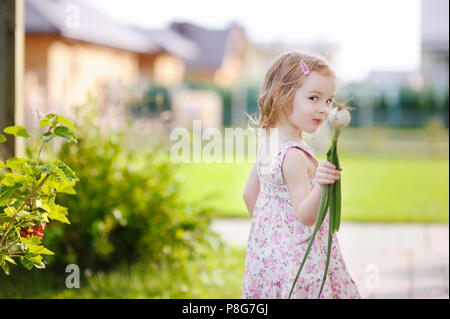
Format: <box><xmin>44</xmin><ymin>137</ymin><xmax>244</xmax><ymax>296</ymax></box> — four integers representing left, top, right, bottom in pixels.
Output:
<box><xmin>287</xmin><ymin>72</ymin><xmax>336</xmax><ymax>134</ymax></box>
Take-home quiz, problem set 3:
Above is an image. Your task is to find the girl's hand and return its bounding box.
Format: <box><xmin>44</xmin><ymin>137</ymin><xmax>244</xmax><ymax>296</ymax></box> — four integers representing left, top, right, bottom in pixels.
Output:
<box><xmin>315</xmin><ymin>161</ymin><xmax>343</xmax><ymax>187</ymax></box>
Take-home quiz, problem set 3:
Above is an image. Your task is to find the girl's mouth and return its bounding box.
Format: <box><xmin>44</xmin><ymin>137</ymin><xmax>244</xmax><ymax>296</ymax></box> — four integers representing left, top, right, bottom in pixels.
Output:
<box><xmin>313</xmin><ymin>119</ymin><xmax>322</xmax><ymax>125</ymax></box>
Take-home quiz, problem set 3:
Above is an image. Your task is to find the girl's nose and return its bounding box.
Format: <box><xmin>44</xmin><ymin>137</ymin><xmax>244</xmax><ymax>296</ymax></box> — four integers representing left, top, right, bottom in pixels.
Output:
<box><xmin>320</xmin><ymin>101</ymin><xmax>329</xmax><ymax>111</ymax></box>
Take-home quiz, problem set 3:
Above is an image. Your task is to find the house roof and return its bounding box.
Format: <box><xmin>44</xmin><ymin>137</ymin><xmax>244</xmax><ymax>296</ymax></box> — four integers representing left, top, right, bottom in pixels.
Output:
<box><xmin>25</xmin><ymin>0</ymin><xmax>196</xmax><ymax>58</ymax></box>
<box><xmin>131</xmin><ymin>26</ymin><xmax>199</xmax><ymax>60</ymax></box>
<box><xmin>25</xmin><ymin>1</ymin><xmax>59</xmax><ymax>33</ymax></box>
<box><xmin>169</xmin><ymin>21</ymin><xmax>243</xmax><ymax>71</ymax></box>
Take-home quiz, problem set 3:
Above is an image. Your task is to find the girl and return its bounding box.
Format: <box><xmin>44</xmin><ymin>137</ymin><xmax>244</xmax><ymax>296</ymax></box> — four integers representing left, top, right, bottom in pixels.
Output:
<box><xmin>241</xmin><ymin>50</ymin><xmax>361</xmax><ymax>299</ymax></box>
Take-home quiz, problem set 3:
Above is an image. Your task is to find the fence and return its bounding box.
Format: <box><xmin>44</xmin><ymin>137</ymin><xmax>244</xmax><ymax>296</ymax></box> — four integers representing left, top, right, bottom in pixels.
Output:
<box><xmin>129</xmin><ymin>82</ymin><xmax>449</xmax><ymax>130</ymax></box>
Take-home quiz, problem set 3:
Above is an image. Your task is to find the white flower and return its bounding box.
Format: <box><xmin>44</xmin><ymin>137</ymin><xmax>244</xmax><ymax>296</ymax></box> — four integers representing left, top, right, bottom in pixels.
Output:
<box><xmin>328</xmin><ymin>105</ymin><xmax>352</xmax><ymax>130</ymax></box>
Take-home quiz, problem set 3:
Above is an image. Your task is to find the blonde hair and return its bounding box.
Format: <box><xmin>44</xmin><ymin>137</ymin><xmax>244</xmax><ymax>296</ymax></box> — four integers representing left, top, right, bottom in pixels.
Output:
<box><xmin>246</xmin><ymin>50</ymin><xmax>337</xmax><ymax>131</ymax></box>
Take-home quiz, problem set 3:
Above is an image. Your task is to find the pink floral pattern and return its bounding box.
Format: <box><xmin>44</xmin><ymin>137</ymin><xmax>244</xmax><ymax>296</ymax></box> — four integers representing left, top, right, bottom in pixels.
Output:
<box><xmin>242</xmin><ymin>140</ymin><xmax>361</xmax><ymax>299</ymax></box>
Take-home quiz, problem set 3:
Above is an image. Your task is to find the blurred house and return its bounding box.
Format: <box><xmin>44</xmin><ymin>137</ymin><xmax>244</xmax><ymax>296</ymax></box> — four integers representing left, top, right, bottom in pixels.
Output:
<box><xmin>364</xmin><ymin>0</ymin><xmax>449</xmax><ymax>95</ymax></box>
<box><xmin>24</xmin><ymin>0</ymin><xmax>197</xmax><ymax>131</ymax></box>
<box><xmin>420</xmin><ymin>0</ymin><xmax>449</xmax><ymax>95</ymax></box>
<box><xmin>150</xmin><ymin>21</ymin><xmax>249</xmax><ymax>129</ymax></box>
<box><xmin>24</xmin><ymin>0</ymin><xmax>251</xmax><ymax>131</ymax></box>
<box><xmin>169</xmin><ymin>21</ymin><xmax>248</xmax><ymax>88</ymax></box>
<box><xmin>240</xmin><ymin>40</ymin><xmax>340</xmax><ymax>86</ymax></box>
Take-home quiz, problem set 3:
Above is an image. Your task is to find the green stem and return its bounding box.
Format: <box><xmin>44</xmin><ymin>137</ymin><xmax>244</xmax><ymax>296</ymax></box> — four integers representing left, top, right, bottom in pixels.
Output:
<box><xmin>298</xmin><ymin>189</ymin><xmax>330</xmax><ymax>245</ymax></box>
<box><xmin>332</xmin><ymin>128</ymin><xmax>341</xmax><ymax>143</ymax></box>
<box><xmin>293</xmin><ymin>128</ymin><xmax>343</xmax><ymax>297</ymax></box>
<box><xmin>328</xmin><ymin>130</ymin><xmax>342</xmax><ymax>234</ymax></box>
<box><xmin>289</xmin><ymin>185</ymin><xmax>329</xmax><ymax>298</ymax></box>
<box><xmin>331</xmin><ymin>182</ymin><xmax>336</xmax><ymax>233</ymax></box>
<box><xmin>317</xmin><ymin>218</ymin><xmax>334</xmax><ymax>298</ymax></box>
<box><xmin>332</xmin><ymin>137</ymin><xmax>341</xmax><ymax>233</ymax></box>
<box><xmin>334</xmin><ymin>153</ymin><xmax>342</xmax><ymax>232</ymax></box>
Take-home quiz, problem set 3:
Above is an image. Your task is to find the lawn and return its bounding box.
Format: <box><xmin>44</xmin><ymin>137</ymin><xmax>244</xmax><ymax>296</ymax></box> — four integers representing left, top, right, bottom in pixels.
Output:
<box><xmin>1</xmin><ymin>127</ymin><xmax>447</xmax><ymax>298</ymax></box>
<box><xmin>0</xmin><ymin>244</ymin><xmax>247</xmax><ymax>298</ymax></box>
<box><xmin>175</xmin><ymin>154</ymin><xmax>449</xmax><ymax>223</ymax></box>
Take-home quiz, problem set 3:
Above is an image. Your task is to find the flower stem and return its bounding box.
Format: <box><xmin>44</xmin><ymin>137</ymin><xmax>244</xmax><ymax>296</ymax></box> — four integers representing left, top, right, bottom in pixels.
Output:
<box><xmin>289</xmin><ymin>185</ymin><xmax>329</xmax><ymax>298</ymax></box>
<box><xmin>317</xmin><ymin>219</ymin><xmax>334</xmax><ymax>298</ymax></box>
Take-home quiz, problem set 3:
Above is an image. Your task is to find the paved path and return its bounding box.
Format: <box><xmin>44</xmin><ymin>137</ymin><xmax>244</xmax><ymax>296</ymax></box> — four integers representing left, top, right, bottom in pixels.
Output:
<box><xmin>211</xmin><ymin>218</ymin><xmax>449</xmax><ymax>299</ymax></box>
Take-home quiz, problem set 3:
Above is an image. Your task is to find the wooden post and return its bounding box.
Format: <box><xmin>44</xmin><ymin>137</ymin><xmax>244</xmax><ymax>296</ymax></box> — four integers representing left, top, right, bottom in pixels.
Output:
<box><xmin>0</xmin><ymin>0</ymin><xmax>24</xmax><ymax>161</ymax></box>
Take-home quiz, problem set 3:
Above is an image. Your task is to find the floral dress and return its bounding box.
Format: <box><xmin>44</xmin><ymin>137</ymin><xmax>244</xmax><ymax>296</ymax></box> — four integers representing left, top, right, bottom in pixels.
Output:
<box><xmin>242</xmin><ymin>140</ymin><xmax>361</xmax><ymax>299</ymax></box>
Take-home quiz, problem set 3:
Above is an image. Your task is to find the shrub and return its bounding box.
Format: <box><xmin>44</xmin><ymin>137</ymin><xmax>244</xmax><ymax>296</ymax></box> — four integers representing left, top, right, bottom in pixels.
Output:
<box><xmin>0</xmin><ymin>112</ymin><xmax>78</xmax><ymax>275</ymax></box>
<box><xmin>36</xmin><ymin>101</ymin><xmax>221</xmax><ymax>273</ymax></box>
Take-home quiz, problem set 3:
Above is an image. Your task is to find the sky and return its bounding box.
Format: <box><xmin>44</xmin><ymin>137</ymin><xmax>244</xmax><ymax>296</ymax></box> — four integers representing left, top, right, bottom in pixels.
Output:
<box><xmin>83</xmin><ymin>0</ymin><xmax>422</xmax><ymax>83</ymax></box>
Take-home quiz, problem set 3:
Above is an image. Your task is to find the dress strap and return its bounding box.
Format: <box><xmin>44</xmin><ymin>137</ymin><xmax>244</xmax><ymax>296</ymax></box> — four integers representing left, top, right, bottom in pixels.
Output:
<box><xmin>278</xmin><ymin>140</ymin><xmax>319</xmax><ymax>169</ymax></box>
<box><xmin>257</xmin><ymin>139</ymin><xmax>318</xmax><ymax>183</ymax></box>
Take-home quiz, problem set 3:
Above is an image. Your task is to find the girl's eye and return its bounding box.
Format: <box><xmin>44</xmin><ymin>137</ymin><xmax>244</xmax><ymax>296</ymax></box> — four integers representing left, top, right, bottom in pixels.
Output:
<box><xmin>310</xmin><ymin>96</ymin><xmax>334</xmax><ymax>105</ymax></box>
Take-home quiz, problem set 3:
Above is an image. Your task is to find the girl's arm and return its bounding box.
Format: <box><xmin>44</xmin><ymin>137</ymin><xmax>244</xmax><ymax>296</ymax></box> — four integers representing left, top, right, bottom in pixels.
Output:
<box><xmin>282</xmin><ymin>148</ymin><xmax>322</xmax><ymax>226</ymax></box>
<box><xmin>242</xmin><ymin>161</ymin><xmax>260</xmax><ymax>217</ymax></box>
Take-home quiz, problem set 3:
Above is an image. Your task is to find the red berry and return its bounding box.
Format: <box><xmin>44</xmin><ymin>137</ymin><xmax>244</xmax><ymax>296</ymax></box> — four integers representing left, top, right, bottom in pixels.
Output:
<box><xmin>19</xmin><ymin>220</ymin><xmax>46</xmax><ymax>239</ymax></box>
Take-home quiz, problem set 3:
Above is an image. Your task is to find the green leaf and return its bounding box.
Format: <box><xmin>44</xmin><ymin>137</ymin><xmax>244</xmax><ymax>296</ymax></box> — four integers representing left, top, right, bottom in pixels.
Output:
<box><xmin>27</xmin><ymin>245</ymin><xmax>55</xmax><ymax>255</ymax></box>
<box><xmin>54</xmin><ymin>126</ymin><xmax>75</xmax><ymax>143</ymax></box>
<box><xmin>56</xmin><ymin>183</ymin><xmax>77</xmax><ymax>195</ymax></box>
<box><xmin>0</xmin><ymin>159</ymin><xmax>4</xmax><ymax>167</ymax></box>
<box><xmin>42</xmin><ymin>131</ymin><xmax>54</xmax><ymax>142</ymax></box>
<box><xmin>24</xmin><ymin>253</ymin><xmax>45</xmax><ymax>269</ymax></box>
<box><xmin>58</xmin><ymin>162</ymin><xmax>77</xmax><ymax>183</ymax></box>
<box><xmin>40</xmin><ymin>195</ymin><xmax>56</xmax><ymax>212</ymax></box>
<box><xmin>48</xmin><ymin>205</ymin><xmax>70</xmax><ymax>224</ymax></box>
<box><xmin>5</xmin><ymin>256</ymin><xmax>17</xmax><ymax>265</ymax></box>
<box><xmin>4</xmin><ymin>206</ymin><xmax>16</xmax><ymax>217</ymax></box>
<box><xmin>41</xmin><ymin>212</ymin><xmax>49</xmax><ymax>223</ymax></box>
<box><xmin>56</xmin><ymin>115</ymin><xmax>74</xmax><ymax>129</ymax></box>
<box><xmin>3</xmin><ymin>125</ymin><xmax>31</xmax><ymax>138</ymax></box>
<box><xmin>20</xmin><ymin>236</ymin><xmax>41</xmax><ymax>246</ymax></box>
<box><xmin>0</xmin><ymin>174</ymin><xmax>15</xmax><ymax>186</ymax></box>
<box><xmin>2</xmin><ymin>260</ymin><xmax>11</xmax><ymax>275</ymax></box>
<box><xmin>34</xmin><ymin>169</ymin><xmax>42</xmax><ymax>182</ymax></box>
<box><xmin>0</xmin><ymin>183</ymin><xmax>23</xmax><ymax>201</ymax></box>
<box><xmin>5</xmin><ymin>157</ymin><xmax>27</xmax><ymax>170</ymax></box>
<box><xmin>39</xmin><ymin>165</ymin><xmax>53</xmax><ymax>174</ymax></box>
<box><xmin>40</xmin><ymin>196</ymin><xmax>71</xmax><ymax>224</ymax></box>
<box><xmin>20</xmin><ymin>257</ymin><xmax>34</xmax><ymax>270</ymax></box>
<box><xmin>39</xmin><ymin>119</ymin><xmax>51</xmax><ymax>127</ymax></box>
<box><xmin>0</xmin><ymin>134</ymin><xmax>6</xmax><ymax>143</ymax></box>
<box><xmin>33</xmin><ymin>261</ymin><xmax>46</xmax><ymax>269</ymax></box>
<box><xmin>44</xmin><ymin>113</ymin><xmax>56</xmax><ymax>120</ymax></box>
<box><xmin>1</xmin><ymin>172</ymin><xmax>26</xmax><ymax>186</ymax></box>
<box><xmin>52</xmin><ymin>160</ymin><xmax>77</xmax><ymax>183</ymax></box>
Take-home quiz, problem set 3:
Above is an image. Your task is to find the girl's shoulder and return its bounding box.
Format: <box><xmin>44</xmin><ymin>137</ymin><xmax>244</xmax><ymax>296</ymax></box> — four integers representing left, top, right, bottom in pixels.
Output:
<box><xmin>281</xmin><ymin>140</ymin><xmax>317</xmax><ymax>162</ymax></box>
<box><xmin>281</xmin><ymin>140</ymin><xmax>318</xmax><ymax>176</ymax></box>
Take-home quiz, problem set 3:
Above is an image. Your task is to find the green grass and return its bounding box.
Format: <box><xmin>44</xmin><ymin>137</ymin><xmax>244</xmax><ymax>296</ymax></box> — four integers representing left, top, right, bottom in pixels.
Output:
<box><xmin>0</xmin><ymin>244</ymin><xmax>247</xmax><ymax>298</ymax></box>
<box><xmin>175</xmin><ymin>154</ymin><xmax>449</xmax><ymax>223</ymax></box>
<box><xmin>125</xmin><ymin>125</ymin><xmax>449</xmax><ymax>223</ymax></box>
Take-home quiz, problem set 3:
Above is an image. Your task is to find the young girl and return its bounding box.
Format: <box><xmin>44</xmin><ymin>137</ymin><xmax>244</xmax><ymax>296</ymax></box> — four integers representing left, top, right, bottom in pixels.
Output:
<box><xmin>242</xmin><ymin>50</ymin><xmax>361</xmax><ymax>299</ymax></box>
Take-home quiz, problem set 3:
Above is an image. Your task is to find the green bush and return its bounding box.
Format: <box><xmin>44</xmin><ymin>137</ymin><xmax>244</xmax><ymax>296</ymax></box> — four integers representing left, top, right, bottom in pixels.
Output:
<box><xmin>29</xmin><ymin>101</ymin><xmax>221</xmax><ymax>273</ymax></box>
<box><xmin>0</xmin><ymin>113</ymin><xmax>78</xmax><ymax>275</ymax></box>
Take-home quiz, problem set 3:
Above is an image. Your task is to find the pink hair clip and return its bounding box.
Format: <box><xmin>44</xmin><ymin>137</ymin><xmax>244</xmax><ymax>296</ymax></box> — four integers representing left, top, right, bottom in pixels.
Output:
<box><xmin>299</xmin><ymin>59</ymin><xmax>310</xmax><ymax>75</ymax></box>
